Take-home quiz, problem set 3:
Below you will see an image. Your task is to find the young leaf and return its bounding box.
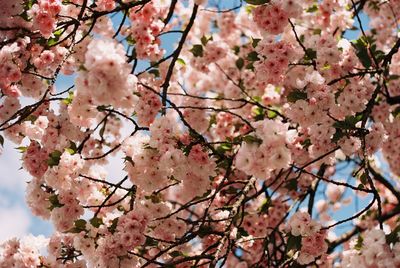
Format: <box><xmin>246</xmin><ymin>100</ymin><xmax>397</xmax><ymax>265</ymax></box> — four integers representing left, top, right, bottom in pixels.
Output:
<box><xmin>242</xmin><ymin>135</ymin><xmax>262</xmax><ymax>144</ymax></box>
<box><xmin>286</xmin><ymin>234</ymin><xmax>302</xmax><ymax>251</ymax></box>
<box><xmin>177</xmin><ymin>58</ymin><xmax>186</xmax><ymax>66</ymax></box>
<box><xmin>354</xmin><ymin>235</ymin><xmax>363</xmax><ymax>250</ymax></box>
<box><xmin>287</xmin><ymin>89</ymin><xmax>308</xmax><ymax>103</ymax></box>
<box><xmin>198</xmin><ymin>225</ymin><xmax>213</xmax><ymax>238</ymax></box>
<box><xmin>190</xmin><ymin>44</ymin><xmax>204</xmax><ymax>57</ymax></box>
<box><xmin>353</xmin><ymin>37</ymin><xmax>372</xmax><ymax>69</ymax></box>
<box><xmin>236</xmin><ymin>58</ymin><xmax>245</xmax><ymax>70</ymax></box>
<box><xmin>200</xmin><ymin>35</ymin><xmax>213</xmax><ymax>46</ymax></box>
<box><xmin>48</xmin><ymin>194</ymin><xmax>63</xmax><ymax>211</ymax></box>
<box><xmin>244</xmin><ymin>0</ymin><xmax>270</xmax><ymax>5</ymax></box>
<box><xmin>247</xmin><ymin>51</ymin><xmax>259</xmax><ymax>61</ymax></box>
<box><xmin>47</xmin><ymin>150</ymin><xmax>62</xmax><ymax>167</ymax></box>
<box><xmin>306</xmin><ymin>4</ymin><xmax>318</xmax><ymax>12</ymax></box>
<box><xmin>90</xmin><ymin>217</ymin><xmax>103</xmax><ymax>228</ymax></box>
<box><xmin>333</xmin><ymin>115</ymin><xmax>362</xmax><ymax>130</ymax></box>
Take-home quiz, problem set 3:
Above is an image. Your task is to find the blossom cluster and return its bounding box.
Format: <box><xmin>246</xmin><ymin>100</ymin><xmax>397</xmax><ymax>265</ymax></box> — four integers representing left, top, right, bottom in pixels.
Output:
<box><xmin>342</xmin><ymin>228</ymin><xmax>400</xmax><ymax>268</ymax></box>
<box><xmin>0</xmin><ymin>0</ymin><xmax>400</xmax><ymax>267</ymax></box>
<box><xmin>235</xmin><ymin>119</ymin><xmax>293</xmax><ymax>180</ymax></box>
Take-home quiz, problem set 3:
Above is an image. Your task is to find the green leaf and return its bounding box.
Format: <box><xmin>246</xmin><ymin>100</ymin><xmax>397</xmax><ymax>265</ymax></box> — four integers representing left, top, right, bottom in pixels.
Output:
<box><xmin>216</xmin><ymin>142</ymin><xmax>233</xmax><ymax>154</ymax></box>
<box><xmin>64</xmin><ymin>148</ymin><xmax>75</xmax><ymax>155</ymax></box>
<box><xmin>236</xmin><ymin>58</ymin><xmax>245</xmax><ymax>70</ymax></box>
<box><xmin>389</xmin><ymin>74</ymin><xmax>400</xmax><ymax>81</ymax></box>
<box><xmin>97</xmin><ymin>105</ymin><xmax>111</xmax><ymax>112</ymax></box>
<box><xmin>306</xmin><ymin>4</ymin><xmax>318</xmax><ymax>12</ymax></box>
<box><xmin>144</xmin><ymin>236</ymin><xmax>159</xmax><ymax>247</ymax></box>
<box><xmin>89</xmin><ymin>217</ymin><xmax>103</xmax><ymax>228</ymax></box>
<box><xmin>305</xmin><ymin>48</ymin><xmax>317</xmax><ymax>61</ymax></box>
<box><xmin>287</xmin><ymin>89</ymin><xmax>308</xmax><ymax>103</ymax></box>
<box><xmin>237</xmin><ymin>227</ymin><xmax>249</xmax><ymax>238</ymax></box>
<box><xmin>245</xmin><ymin>62</ymin><xmax>254</xmax><ymax>70</ymax></box>
<box><xmin>246</xmin><ymin>51</ymin><xmax>259</xmax><ymax>61</ymax></box>
<box><xmin>253</xmin><ymin>106</ymin><xmax>265</xmax><ymax>121</ymax></box>
<box><xmin>233</xmin><ymin>45</ymin><xmax>240</xmax><ymax>55</ymax></box>
<box><xmin>198</xmin><ymin>225</ymin><xmax>213</xmax><ymax>238</ymax></box>
<box><xmin>190</xmin><ymin>44</ymin><xmax>204</xmax><ymax>57</ymax></box>
<box><xmin>126</xmin><ymin>35</ymin><xmax>136</xmax><ymax>45</ymax></box>
<box><xmin>301</xmin><ymin>139</ymin><xmax>311</xmax><ymax>149</ymax></box>
<box><xmin>25</xmin><ymin>0</ymin><xmax>37</xmax><ymax>9</ymax></box>
<box><xmin>242</xmin><ymin>135</ymin><xmax>262</xmax><ymax>144</ymax></box>
<box><xmin>386</xmin><ymin>224</ymin><xmax>400</xmax><ymax>244</ymax></box>
<box><xmin>258</xmin><ymin>197</ymin><xmax>271</xmax><ymax>213</ymax></box>
<box><xmin>285</xmin><ymin>179</ymin><xmax>298</xmax><ymax>191</ymax></box>
<box><xmin>47</xmin><ymin>150</ymin><xmax>62</xmax><ymax>167</ymax></box>
<box><xmin>313</xmin><ymin>28</ymin><xmax>322</xmax><ymax>35</ymax></box>
<box><xmin>208</xmin><ymin>113</ymin><xmax>217</xmax><ymax>130</ymax></box>
<box><xmin>99</xmin><ymin>123</ymin><xmax>106</xmax><ymax>139</ymax></box>
<box><xmin>16</xmin><ymin>146</ymin><xmax>27</xmax><ymax>153</ymax></box>
<box><xmin>149</xmin><ymin>69</ymin><xmax>160</xmax><ymax>77</ymax></box>
<box><xmin>69</xmin><ymin>219</ymin><xmax>87</xmax><ymax>233</ymax></box>
<box><xmin>108</xmin><ymin>218</ymin><xmax>119</xmax><ymax>234</ymax></box>
<box><xmin>359</xmin><ymin>172</ymin><xmax>368</xmax><ymax>185</ymax></box>
<box><xmin>354</xmin><ymin>235</ymin><xmax>363</xmax><ymax>250</ymax></box>
<box><xmin>176</xmin><ymin>58</ymin><xmax>186</xmax><ymax>66</ymax></box>
<box><xmin>353</xmin><ymin>37</ymin><xmax>372</xmax><ymax>69</ymax></box>
<box><xmin>48</xmin><ymin>194</ymin><xmax>63</xmax><ymax>211</ymax></box>
<box><xmin>244</xmin><ymin>0</ymin><xmax>270</xmax><ymax>5</ymax></box>
<box><xmin>333</xmin><ymin>115</ymin><xmax>362</xmax><ymax>130</ymax></box>
<box><xmin>65</xmin><ymin>141</ymin><xmax>77</xmax><ymax>155</ymax></box>
<box><xmin>47</xmin><ymin>28</ymin><xmax>64</xmax><ymax>47</ymax></box>
<box><xmin>267</xmin><ymin>110</ymin><xmax>278</xmax><ymax>119</ymax></box>
<box><xmin>169</xmin><ymin>251</ymin><xmax>183</xmax><ymax>258</ymax></box>
<box><xmin>145</xmin><ymin>193</ymin><xmax>162</xmax><ymax>203</ymax></box>
<box><xmin>392</xmin><ymin>106</ymin><xmax>400</xmax><ymax>118</ymax></box>
<box><xmin>201</xmin><ymin>35</ymin><xmax>213</xmax><ymax>46</ymax></box>
<box><xmin>331</xmin><ymin>129</ymin><xmax>344</xmax><ymax>143</ymax></box>
<box><xmin>75</xmin><ymin>219</ymin><xmax>87</xmax><ymax>229</ymax></box>
<box><xmin>251</xmin><ymin>38</ymin><xmax>261</xmax><ymax>48</ymax></box>
<box><xmin>25</xmin><ymin>114</ymin><xmax>37</xmax><ymax>123</ymax></box>
<box><xmin>62</xmin><ymin>91</ymin><xmax>74</xmax><ymax>105</ymax></box>
<box><xmin>286</xmin><ymin>234</ymin><xmax>302</xmax><ymax>251</ymax></box>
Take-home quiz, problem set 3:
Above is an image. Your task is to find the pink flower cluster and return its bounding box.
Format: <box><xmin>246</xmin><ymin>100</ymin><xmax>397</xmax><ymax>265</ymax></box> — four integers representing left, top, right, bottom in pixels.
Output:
<box><xmin>0</xmin><ymin>42</ymin><xmax>24</xmax><ymax>91</ymax></box>
<box><xmin>254</xmin><ymin>40</ymin><xmax>298</xmax><ymax>85</ymax></box>
<box><xmin>70</xmin><ymin>38</ymin><xmax>138</xmax><ymax>127</ymax></box>
<box><xmin>28</xmin><ymin>0</ymin><xmax>62</xmax><ymax>38</ymax></box>
<box><xmin>190</xmin><ymin>41</ymin><xmax>228</xmax><ymax>73</ymax></box>
<box><xmin>252</xmin><ymin>2</ymin><xmax>289</xmax><ymax>35</ymax></box>
<box><xmin>134</xmin><ymin>84</ymin><xmax>161</xmax><ymax>127</ymax></box>
<box><xmin>127</xmin><ymin>2</ymin><xmax>165</xmax><ymax>60</ymax></box>
<box><xmin>0</xmin><ymin>236</ymin><xmax>46</xmax><ymax>268</ymax></box>
<box><xmin>287</xmin><ymin>211</ymin><xmax>328</xmax><ymax>265</ymax></box>
<box><xmin>0</xmin><ymin>0</ymin><xmax>400</xmax><ymax>267</ymax></box>
<box><xmin>252</xmin><ymin>0</ymin><xmax>301</xmax><ymax>35</ymax></box>
<box><xmin>342</xmin><ymin>228</ymin><xmax>400</xmax><ymax>268</ymax></box>
<box><xmin>235</xmin><ymin>119</ymin><xmax>293</xmax><ymax>180</ymax></box>
<box><xmin>94</xmin><ymin>210</ymin><xmax>148</xmax><ymax>267</ymax></box>
<box><xmin>51</xmin><ymin>190</ymin><xmax>84</xmax><ymax>232</ymax></box>
<box><xmin>22</xmin><ymin>141</ymin><xmax>49</xmax><ymax>178</ymax></box>
<box><xmin>182</xmin><ymin>97</ymin><xmax>210</xmax><ymax>134</ymax></box>
<box><xmin>124</xmin><ymin>116</ymin><xmax>216</xmax><ymax>202</ymax></box>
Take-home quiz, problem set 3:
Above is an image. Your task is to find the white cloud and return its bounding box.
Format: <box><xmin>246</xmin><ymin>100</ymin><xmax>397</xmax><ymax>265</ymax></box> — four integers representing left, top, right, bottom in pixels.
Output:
<box><xmin>0</xmin><ymin>141</ymin><xmax>29</xmax><ymax>192</ymax></box>
<box><xmin>0</xmin><ymin>205</ymin><xmax>31</xmax><ymax>243</ymax></box>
